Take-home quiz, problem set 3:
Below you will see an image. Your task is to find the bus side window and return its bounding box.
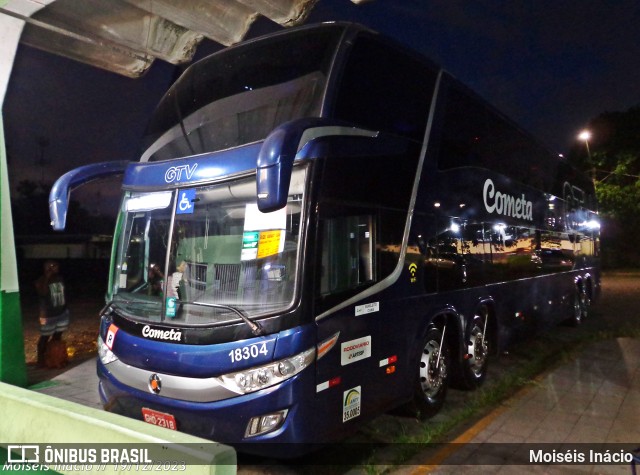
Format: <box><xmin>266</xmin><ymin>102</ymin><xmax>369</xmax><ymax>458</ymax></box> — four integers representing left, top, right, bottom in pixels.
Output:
<box><xmin>319</xmin><ymin>214</ymin><xmax>375</xmax><ymax>296</ymax></box>
<box><xmin>460</xmin><ymin>222</ymin><xmax>487</xmax><ymax>288</ymax></box>
<box><xmin>536</xmin><ymin>230</ymin><xmax>575</xmax><ymax>274</ymax></box>
<box><xmin>433</xmin><ymin>220</ymin><xmax>466</xmax><ymax>292</ymax></box>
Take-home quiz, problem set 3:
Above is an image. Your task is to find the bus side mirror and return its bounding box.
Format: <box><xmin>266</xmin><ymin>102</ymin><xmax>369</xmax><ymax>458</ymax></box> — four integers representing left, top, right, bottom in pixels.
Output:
<box><xmin>49</xmin><ymin>160</ymin><xmax>130</xmax><ymax>231</ymax></box>
<box><xmin>256</xmin><ymin>125</ymin><xmax>294</xmax><ymax>213</ymax></box>
<box><xmin>255</xmin><ymin>118</ymin><xmax>342</xmax><ymax>213</ymax></box>
<box><xmin>256</xmin><ymin>118</ymin><xmax>378</xmax><ymax>213</ymax></box>
<box><xmin>257</xmin><ymin>119</ymin><xmax>330</xmax><ymax>213</ymax></box>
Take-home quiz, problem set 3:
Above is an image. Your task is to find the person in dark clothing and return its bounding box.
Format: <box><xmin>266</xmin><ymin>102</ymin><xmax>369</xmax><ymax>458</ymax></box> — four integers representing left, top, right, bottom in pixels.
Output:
<box><xmin>148</xmin><ymin>264</ymin><xmax>164</xmax><ymax>296</ymax></box>
<box><xmin>34</xmin><ymin>260</ymin><xmax>70</xmax><ymax>367</ymax></box>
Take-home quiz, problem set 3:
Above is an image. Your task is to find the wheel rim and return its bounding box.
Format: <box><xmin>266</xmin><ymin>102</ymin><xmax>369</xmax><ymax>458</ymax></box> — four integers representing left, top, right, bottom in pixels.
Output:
<box><xmin>467</xmin><ymin>319</ymin><xmax>488</xmax><ymax>377</ymax></box>
<box><xmin>580</xmin><ymin>290</ymin><xmax>590</xmax><ymax>316</ymax></box>
<box><xmin>573</xmin><ymin>292</ymin><xmax>582</xmax><ymax>323</ymax></box>
<box><xmin>419</xmin><ymin>339</ymin><xmax>446</xmax><ymax>398</ymax></box>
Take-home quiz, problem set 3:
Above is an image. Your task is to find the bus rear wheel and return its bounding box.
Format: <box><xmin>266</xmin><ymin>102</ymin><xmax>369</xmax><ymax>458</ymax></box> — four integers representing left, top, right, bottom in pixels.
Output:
<box><xmin>458</xmin><ymin>306</ymin><xmax>490</xmax><ymax>390</ymax></box>
<box><xmin>412</xmin><ymin>326</ymin><xmax>450</xmax><ymax>420</ymax></box>
<box><xmin>568</xmin><ymin>286</ymin><xmax>588</xmax><ymax>326</ymax></box>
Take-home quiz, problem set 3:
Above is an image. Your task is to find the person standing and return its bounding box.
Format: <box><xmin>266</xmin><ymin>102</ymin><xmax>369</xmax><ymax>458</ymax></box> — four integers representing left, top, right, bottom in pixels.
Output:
<box><xmin>34</xmin><ymin>260</ymin><xmax>70</xmax><ymax>368</ymax></box>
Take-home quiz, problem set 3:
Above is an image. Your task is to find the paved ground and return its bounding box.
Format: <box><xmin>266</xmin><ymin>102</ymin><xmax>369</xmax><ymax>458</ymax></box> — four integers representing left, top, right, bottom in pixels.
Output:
<box><xmin>28</xmin><ymin>355</ymin><xmax>102</xmax><ymax>409</ymax></box>
<box><xmin>394</xmin><ymin>337</ymin><xmax>640</xmax><ymax>474</ymax></box>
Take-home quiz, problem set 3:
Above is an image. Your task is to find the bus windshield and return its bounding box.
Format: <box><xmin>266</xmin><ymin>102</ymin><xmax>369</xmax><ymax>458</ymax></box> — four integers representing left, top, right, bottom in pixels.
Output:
<box><xmin>110</xmin><ymin>166</ymin><xmax>307</xmax><ymax>326</ymax></box>
<box><xmin>141</xmin><ymin>27</ymin><xmax>342</xmax><ymax>162</ymax></box>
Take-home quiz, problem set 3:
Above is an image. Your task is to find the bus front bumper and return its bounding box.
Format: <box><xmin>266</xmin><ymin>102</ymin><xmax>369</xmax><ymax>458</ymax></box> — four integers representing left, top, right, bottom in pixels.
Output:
<box><xmin>97</xmin><ymin>359</ymin><xmax>320</xmax><ymax>456</ymax></box>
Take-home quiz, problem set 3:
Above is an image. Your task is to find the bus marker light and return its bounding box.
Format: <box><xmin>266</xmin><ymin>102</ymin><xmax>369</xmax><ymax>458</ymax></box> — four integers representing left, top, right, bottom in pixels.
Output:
<box><xmin>317</xmin><ymin>332</ymin><xmax>340</xmax><ymax>360</ymax></box>
<box><xmin>98</xmin><ymin>336</ymin><xmax>118</xmax><ymax>365</ymax></box>
<box><xmin>317</xmin><ymin>376</ymin><xmax>341</xmax><ymax>393</ymax></box>
<box><xmin>379</xmin><ymin>355</ymin><xmax>397</xmax><ymax>367</ymax></box>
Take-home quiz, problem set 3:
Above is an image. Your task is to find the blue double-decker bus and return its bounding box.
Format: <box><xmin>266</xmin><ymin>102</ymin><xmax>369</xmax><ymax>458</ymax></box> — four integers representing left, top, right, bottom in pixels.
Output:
<box><xmin>50</xmin><ymin>22</ymin><xmax>599</xmax><ymax>454</ymax></box>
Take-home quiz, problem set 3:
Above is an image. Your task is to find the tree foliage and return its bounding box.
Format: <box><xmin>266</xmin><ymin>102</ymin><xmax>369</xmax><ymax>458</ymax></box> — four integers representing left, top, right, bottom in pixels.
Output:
<box><xmin>569</xmin><ymin>106</ymin><xmax>640</xmax><ymax>220</ymax></box>
<box><xmin>568</xmin><ymin>105</ymin><xmax>640</xmax><ymax>266</ymax></box>
<box><xmin>12</xmin><ymin>179</ymin><xmax>113</xmax><ymax>236</ymax></box>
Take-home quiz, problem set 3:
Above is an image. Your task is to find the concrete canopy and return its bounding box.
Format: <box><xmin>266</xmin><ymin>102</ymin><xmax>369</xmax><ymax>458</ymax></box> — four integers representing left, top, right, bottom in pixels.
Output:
<box><xmin>0</xmin><ymin>0</ymin><xmax>370</xmax><ymax>78</ymax></box>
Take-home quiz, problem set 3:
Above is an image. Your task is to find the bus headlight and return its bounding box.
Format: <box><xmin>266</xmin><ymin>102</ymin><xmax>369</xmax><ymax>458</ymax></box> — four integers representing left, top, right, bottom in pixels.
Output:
<box><xmin>216</xmin><ymin>347</ymin><xmax>315</xmax><ymax>394</ymax></box>
<box><xmin>98</xmin><ymin>336</ymin><xmax>119</xmax><ymax>365</ymax></box>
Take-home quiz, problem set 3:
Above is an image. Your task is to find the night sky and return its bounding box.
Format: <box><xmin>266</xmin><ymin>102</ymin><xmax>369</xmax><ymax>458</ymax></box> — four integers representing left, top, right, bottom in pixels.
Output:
<box><xmin>4</xmin><ymin>0</ymin><xmax>640</xmax><ymax>214</ymax></box>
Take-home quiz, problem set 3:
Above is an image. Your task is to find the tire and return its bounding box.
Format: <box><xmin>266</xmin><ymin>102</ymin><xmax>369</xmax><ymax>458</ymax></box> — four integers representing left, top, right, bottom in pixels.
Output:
<box><xmin>411</xmin><ymin>326</ymin><xmax>450</xmax><ymax>420</ymax></box>
<box><xmin>458</xmin><ymin>306</ymin><xmax>490</xmax><ymax>390</ymax></box>
<box><xmin>568</xmin><ymin>286</ymin><xmax>587</xmax><ymax>326</ymax></box>
<box><xmin>582</xmin><ymin>282</ymin><xmax>592</xmax><ymax>312</ymax></box>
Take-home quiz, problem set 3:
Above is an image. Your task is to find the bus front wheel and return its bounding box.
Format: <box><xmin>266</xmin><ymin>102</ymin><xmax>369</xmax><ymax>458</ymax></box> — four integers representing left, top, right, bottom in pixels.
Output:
<box><xmin>412</xmin><ymin>326</ymin><xmax>450</xmax><ymax>420</ymax></box>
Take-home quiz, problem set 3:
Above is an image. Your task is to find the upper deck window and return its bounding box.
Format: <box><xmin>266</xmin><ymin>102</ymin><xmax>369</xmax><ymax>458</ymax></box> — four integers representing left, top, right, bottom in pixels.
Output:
<box><xmin>432</xmin><ymin>76</ymin><xmax>590</xmax><ymax>197</ymax></box>
<box><xmin>142</xmin><ymin>27</ymin><xmax>343</xmax><ymax>161</ymax></box>
<box><xmin>333</xmin><ymin>35</ymin><xmax>438</xmax><ymax>142</ymax></box>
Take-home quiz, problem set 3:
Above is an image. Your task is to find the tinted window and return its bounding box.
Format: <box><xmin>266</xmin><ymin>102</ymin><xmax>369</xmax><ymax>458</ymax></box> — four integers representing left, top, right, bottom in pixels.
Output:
<box><xmin>434</xmin><ymin>77</ymin><xmax>559</xmax><ymax>193</ymax></box>
<box><xmin>316</xmin><ymin>205</ymin><xmax>405</xmax><ymax>310</ymax></box>
<box><xmin>485</xmin><ymin>225</ymin><xmax>538</xmax><ymax>282</ymax></box>
<box><xmin>320</xmin><ymin>214</ymin><xmax>375</xmax><ymax>296</ymax></box>
<box><xmin>143</xmin><ymin>27</ymin><xmax>341</xmax><ymax>160</ymax></box>
<box><xmin>319</xmin><ymin>147</ymin><xmax>420</xmax><ymax>209</ymax></box>
<box><xmin>334</xmin><ymin>35</ymin><xmax>437</xmax><ymax>141</ymax></box>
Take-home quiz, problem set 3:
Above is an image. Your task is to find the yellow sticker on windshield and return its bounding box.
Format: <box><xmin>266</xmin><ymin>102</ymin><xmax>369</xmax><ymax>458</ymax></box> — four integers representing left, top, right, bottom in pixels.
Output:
<box><xmin>257</xmin><ymin>230</ymin><xmax>283</xmax><ymax>259</ymax></box>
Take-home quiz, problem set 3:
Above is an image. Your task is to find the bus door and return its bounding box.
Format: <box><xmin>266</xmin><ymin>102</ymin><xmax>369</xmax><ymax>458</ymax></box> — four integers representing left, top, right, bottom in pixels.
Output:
<box><xmin>313</xmin><ymin>208</ymin><xmax>384</xmax><ymax>433</ymax></box>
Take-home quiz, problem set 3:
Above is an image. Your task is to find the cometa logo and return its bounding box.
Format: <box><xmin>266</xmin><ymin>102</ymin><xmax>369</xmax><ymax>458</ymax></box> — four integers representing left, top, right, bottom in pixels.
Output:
<box><xmin>483</xmin><ymin>178</ymin><xmax>533</xmax><ymax>221</ymax></box>
<box><xmin>141</xmin><ymin>325</ymin><xmax>182</xmax><ymax>341</ymax></box>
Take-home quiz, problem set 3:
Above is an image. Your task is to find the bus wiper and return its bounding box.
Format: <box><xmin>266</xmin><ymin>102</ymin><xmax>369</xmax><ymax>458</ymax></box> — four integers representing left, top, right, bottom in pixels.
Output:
<box><xmin>109</xmin><ymin>298</ymin><xmax>160</xmax><ymax>309</ymax></box>
<box><xmin>187</xmin><ymin>300</ymin><xmax>265</xmax><ymax>336</ymax></box>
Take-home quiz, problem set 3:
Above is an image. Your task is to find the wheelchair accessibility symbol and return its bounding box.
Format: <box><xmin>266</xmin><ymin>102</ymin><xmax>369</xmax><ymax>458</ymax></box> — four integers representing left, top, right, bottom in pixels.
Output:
<box><xmin>176</xmin><ymin>189</ymin><xmax>196</xmax><ymax>214</ymax></box>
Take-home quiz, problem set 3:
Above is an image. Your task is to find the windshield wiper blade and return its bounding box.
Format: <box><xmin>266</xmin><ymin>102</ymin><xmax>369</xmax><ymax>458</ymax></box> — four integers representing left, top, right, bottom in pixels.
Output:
<box><xmin>186</xmin><ymin>300</ymin><xmax>265</xmax><ymax>336</ymax></box>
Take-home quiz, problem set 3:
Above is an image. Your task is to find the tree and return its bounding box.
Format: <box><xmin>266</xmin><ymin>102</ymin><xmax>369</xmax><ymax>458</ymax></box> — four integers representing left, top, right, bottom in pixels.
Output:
<box><xmin>568</xmin><ymin>105</ymin><xmax>640</xmax><ymax>266</ymax></box>
<box><xmin>12</xmin><ymin>179</ymin><xmax>114</xmax><ymax>236</ymax></box>
<box><xmin>12</xmin><ymin>180</ymin><xmax>53</xmax><ymax>235</ymax></box>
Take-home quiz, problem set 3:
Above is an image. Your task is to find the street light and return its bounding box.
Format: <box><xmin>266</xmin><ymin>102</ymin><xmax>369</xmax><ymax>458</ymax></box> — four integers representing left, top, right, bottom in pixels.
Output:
<box><xmin>578</xmin><ymin>130</ymin><xmax>592</xmax><ymax>156</ymax></box>
<box><xmin>578</xmin><ymin>129</ymin><xmax>594</xmax><ymax>185</ymax></box>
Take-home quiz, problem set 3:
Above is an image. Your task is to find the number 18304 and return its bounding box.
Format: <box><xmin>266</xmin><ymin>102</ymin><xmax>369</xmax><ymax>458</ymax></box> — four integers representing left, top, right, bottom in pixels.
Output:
<box><xmin>229</xmin><ymin>342</ymin><xmax>268</xmax><ymax>363</ymax></box>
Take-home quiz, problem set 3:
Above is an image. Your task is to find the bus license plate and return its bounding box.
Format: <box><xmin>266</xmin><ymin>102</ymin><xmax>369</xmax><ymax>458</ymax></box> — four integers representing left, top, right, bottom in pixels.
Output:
<box><xmin>142</xmin><ymin>407</ymin><xmax>177</xmax><ymax>430</ymax></box>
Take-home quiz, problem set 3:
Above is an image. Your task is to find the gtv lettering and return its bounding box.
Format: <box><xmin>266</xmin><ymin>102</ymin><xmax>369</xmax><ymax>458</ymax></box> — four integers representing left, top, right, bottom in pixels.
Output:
<box><xmin>165</xmin><ymin>163</ymin><xmax>198</xmax><ymax>183</ymax></box>
<box><xmin>483</xmin><ymin>178</ymin><xmax>533</xmax><ymax>221</ymax></box>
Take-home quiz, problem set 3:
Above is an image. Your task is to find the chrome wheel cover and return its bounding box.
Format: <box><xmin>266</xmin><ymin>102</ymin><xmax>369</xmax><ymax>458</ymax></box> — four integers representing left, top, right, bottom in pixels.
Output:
<box><xmin>467</xmin><ymin>321</ymin><xmax>488</xmax><ymax>377</ymax></box>
<box><xmin>419</xmin><ymin>339</ymin><xmax>447</xmax><ymax>398</ymax></box>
